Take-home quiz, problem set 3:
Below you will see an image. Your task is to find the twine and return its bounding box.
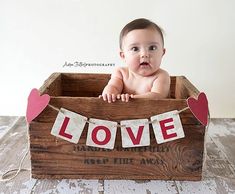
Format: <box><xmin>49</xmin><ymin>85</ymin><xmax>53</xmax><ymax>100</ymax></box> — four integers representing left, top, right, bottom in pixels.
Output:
<box><xmin>0</xmin><ymin>104</ymin><xmax>207</xmax><ymax>182</ymax></box>
<box><xmin>0</xmin><ymin>123</ymin><xmax>30</xmax><ymax>182</ymax></box>
<box><xmin>0</xmin><ymin>152</ymin><xmax>30</xmax><ymax>182</ymax></box>
<box><xmin>48</xmin><ymin>103</ymin><xmax>190</xmax><ymax>128</ymax></box>
<box><xmin>48</xmin><ymin>104</ymin><xmax>60</xmax><ymax>112</ymax></box>
<box><xmin>176</xmin><ymin>107</ymin><xmax>189</xmax><ymax>114</ymax></box>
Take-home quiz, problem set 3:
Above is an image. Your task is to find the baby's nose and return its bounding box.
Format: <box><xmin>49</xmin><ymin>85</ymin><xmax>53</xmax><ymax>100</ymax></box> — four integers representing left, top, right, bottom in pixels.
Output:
<box><xmin>140</xmin><ymin>49</ymin><xmax>149</xmax><ymax>58</ymax></box>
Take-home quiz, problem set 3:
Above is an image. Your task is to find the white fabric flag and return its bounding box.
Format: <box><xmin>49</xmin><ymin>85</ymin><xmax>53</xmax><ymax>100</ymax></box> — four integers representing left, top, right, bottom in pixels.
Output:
<box><xmin>120</xmin><ymin>119</ymin><xmax>150</xmax><ymax>148</ymax></box>
<box><xmin>151</xmin><ymin>110</ymin><xmax>185</xmax><ymax>144</ymax></box>
<box><xmin>51</xmin><ymin>108</ymin><xmax>87</xmax><ymax>144</ymax></box>
<box><xmin>86</xmin><ymin>118</ymin><xmax>117</xmax><ymax>149</ymax></box>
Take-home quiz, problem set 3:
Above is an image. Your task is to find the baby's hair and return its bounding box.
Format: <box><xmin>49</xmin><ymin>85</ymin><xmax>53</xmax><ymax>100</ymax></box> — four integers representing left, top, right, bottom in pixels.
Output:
<box><xmin>119</xmin><ymin>18</ymin><xmax>164</xmax><ymax>50</ymax></box>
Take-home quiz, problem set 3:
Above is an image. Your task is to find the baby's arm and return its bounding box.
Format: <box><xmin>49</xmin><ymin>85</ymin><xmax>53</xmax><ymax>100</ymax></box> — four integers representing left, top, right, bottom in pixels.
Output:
<box><xmin>99</xmin><ymin>68</ymin><xmax>124</xmax><ymax>103</ymax></box>
<box><xmin>133</xmin><ymin>70</ymin><xmax>170</xmax><ymax>100</ymax></box>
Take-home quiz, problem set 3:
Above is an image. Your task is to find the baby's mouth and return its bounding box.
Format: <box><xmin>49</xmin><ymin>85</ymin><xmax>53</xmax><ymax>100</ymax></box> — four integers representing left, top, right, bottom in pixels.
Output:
<box><xmin>140</xmin><ymin>62</ymin><xmax>150</xmax><ymax>66</ymax></box>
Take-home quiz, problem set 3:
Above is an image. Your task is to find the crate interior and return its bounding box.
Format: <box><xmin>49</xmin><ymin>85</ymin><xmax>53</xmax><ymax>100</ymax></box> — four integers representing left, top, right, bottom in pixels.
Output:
<box><xmin>41</xmin><ymin>73</ymin><xmax>199</xmax><ymax>99</ymax></box>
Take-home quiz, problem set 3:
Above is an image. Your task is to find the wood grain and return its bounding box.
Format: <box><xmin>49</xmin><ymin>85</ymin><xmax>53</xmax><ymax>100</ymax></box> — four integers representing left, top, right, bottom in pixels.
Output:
<box><xmin>29</xmin><ymin>73</ymin><xmax>206</xmax><ymax>180</ymax></box>
<box><xmin>1</xmin><ymin>117</ymin><xmax>235</xmax><ymax>193</ymax></box>
<box><xmin>39</xmin><ymin>72</ymin><xmax>62</xmax><ymax>96</ymax></box>
<box><xmin>0</xmin><ymin>117</ymin><xmax>36</xmax><ymax>194</ymax></box>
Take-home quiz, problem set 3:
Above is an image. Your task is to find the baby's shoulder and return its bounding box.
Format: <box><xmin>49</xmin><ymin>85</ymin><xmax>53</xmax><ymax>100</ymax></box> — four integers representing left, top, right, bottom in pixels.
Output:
<box><xmin>115</xmin><ymin>66</ymin><xmax>128</xmax><ymax>74</ymax></box>
<box><xmin>153</xmin><ymin>68</ymin><xmax>170</xmax><ymax>83</ymax></box>
<box><xmin>111</xmin><ymin>67</ymin><xmax>128</xmax><ymax>79</ymax></box>
<box><xmin>156</xmin><ymin>68</ymin><xmax>170</xmax><ymax>78</ymax></box>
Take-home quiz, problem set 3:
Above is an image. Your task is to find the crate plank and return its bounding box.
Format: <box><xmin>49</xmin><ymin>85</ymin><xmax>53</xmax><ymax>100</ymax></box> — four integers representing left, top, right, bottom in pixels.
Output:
<box><xmin>104</xmin><ymin>180</ymin><xmax>178</xmax><ymax>194</ymax></box>
<box><xmin>39</xmin><ymin>72</ymin><xmax>62</xmax><ymax>96</ymax></box>
<box><xmin>203</xmin><ymin>135</ymin><xmax>235</xmax><ymax>179</ymax></box>
<box><xmin>35</xmin><ymin>98</ymin><xmax>198</xmax><ymax>122</ymax></box>
<box><xmin>0</xmin><ymin>116</ymin><xmax>19</xmax><ymax>139</ymax></box>
<box><xmin>31</xmin><ymin>179</ymin><xmax>102</xmax><ymax>194</ymax></box>
<box><xmin>29</xmin><ymin>122</ymin><xmax>204</xmax><ymax>180</ymax></box>
<box><xmin>208</xmin><ymin>118</ymin><xmax>235</xmax><ymax>169</ymax></box>
<box><xmin>29</xmin><ymin>73</ymin><xmax>206</xmax><ymax>180</ymax></box>
<box><xmin>0</xmin><ymin>117</ymin><xmax>234</xmax><ymax>193</ymax></box>
<box><xmin>61</xmin><ymin>73</ymin><xmax>110</xmax><ymax>97</ymax></box>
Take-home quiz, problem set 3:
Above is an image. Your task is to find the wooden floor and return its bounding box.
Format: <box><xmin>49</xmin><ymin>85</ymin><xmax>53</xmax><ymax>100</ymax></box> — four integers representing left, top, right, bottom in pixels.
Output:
<box><xmin>0</xmin><ymin>116</ymin><xmax>234</xmax><ymax>194</ymax></box>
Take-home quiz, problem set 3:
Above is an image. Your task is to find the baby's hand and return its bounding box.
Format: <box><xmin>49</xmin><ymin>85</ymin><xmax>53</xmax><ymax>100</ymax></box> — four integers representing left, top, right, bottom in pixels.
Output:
<box><xmin>99</xmin><ymin>93</ymin><xmax>134</xmax><ymax>103</ymax></box>
<box><xmin>99</xmin><ymin>94</ymin><xmax>118</xmax><ymax>103</ymax></box>
<box><xmin>117</xmin><ymin>94</ymin><xmax>134</xmax><ymax>102</ymax></box>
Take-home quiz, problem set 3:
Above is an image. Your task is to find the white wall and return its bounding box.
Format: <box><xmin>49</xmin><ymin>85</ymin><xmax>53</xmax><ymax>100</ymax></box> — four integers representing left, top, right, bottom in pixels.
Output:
<box><xmin>0</xmin><ymin>0</ymin><xmax>234</xmax><ymax>117</ymax></box>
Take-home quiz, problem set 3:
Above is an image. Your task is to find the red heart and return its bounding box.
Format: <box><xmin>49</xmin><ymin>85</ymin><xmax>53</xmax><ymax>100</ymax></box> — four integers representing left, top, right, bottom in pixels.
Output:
<box><xmin>26</xmin><ymin>88</ymin><xmax>50</xmax><ymax>123</ymax></box>
<box><xmin>187</xmin><ymin>92</ymin><xmax>209</xmax><ymax>126</ymax></box>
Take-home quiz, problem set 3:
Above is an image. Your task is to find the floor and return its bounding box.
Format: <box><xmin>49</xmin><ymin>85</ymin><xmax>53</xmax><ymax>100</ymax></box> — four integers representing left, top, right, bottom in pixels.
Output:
<box><xmin>0</xmin><ymin>117</ymin><xmax>234</xmax><ymax>194</ymax></box>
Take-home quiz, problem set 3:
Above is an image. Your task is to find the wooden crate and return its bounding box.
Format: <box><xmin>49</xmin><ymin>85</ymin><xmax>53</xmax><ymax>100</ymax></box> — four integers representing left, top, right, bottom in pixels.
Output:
<box><xmin>29</xmin><ymin>73</ymin><xmax>206</xmax><ymax>181</ymax></box>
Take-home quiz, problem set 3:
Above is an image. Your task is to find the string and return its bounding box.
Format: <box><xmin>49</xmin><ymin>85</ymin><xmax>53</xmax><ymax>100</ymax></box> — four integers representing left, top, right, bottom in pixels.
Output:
<box><xmin>176</xmin><ymin>107</ymin><xmax>189</xmax><ymax>114</ymax></box>
<box><xmin>202</xmin><ymin>110</ymin><xmax>211</xmax><ymax>180</ymax></box>
<box><xmin>0</xmin><ymin>103</ymin><xmax>208</xmax><ymax>181</ymax></box>
<box><xmin>49</xmin><ymin>103</ymin><xmax>219</xmax><ymax>180</ymax></box>
<box><xmin>0</xmin><ymin>123</ymin><xmax>30</xmax><ymax>182</ymax></box>
<box><xmin>48</xmin><ymin>103</ymin><xmax>190</xmax><ymax>128</ymax></box>
<box><xmin>48</xmin><ymin>104</ymin><xmax>60</xmax><ymax>112</ymax></box>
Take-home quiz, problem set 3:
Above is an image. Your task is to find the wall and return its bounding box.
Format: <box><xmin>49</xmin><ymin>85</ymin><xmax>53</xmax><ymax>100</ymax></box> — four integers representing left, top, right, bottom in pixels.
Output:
<box><xmin>0</xmin><ymin>0</ymin><xmax>234</xmax><ymax>117</ymax></box>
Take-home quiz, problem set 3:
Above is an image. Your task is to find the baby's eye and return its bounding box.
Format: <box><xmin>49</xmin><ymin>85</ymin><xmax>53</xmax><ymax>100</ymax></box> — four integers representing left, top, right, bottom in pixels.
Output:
<box><xmin>149</xmin><ymin>45</ymin><xmax>158</xmax><ymax>51</ymax></box>
<box><xmin>131</xmin><ymin>47</ymin><xmax>139</xmax><ymax>52</ymax></box>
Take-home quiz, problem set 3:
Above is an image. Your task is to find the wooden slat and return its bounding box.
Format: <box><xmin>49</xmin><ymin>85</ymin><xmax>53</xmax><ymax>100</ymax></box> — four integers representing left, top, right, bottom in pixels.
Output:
<box><xmin>175</xmin><ymin>76</ymin><xmax>200</xmax><ymax>99</ymax></box>
<box><xmin>103</xmin><ymin>180</ymin><xmax>178</xmax><ymax>194</ymax></box>
<box><xmin>34</xmin><ymin>97</ymin><xmax>198</xmax><ymax>122</ymax></box>
<box><xmin>181</xmin><ymin>76</ymin><xmax>200</xmax><ymax>98</ymax></box>
<box><xmin>29</xmin><ymin>122</ymin><xmax>204</xmax><ymax>180</ymax></box>
<box><xmin>29</xmin><ymin>73</ymin><xmax>207</xmax><ymax>180</ymax></box>
<box><xmin>0</xmin><ymin>116</ymin><xmax>19</xmax><ymax>139</ymax></box>
<box><xmin>41</xmin><ymin>73</ymin><xmax>177</xmax><ymax>98</ymax></box>
<box><xmin>208</xmin><ymin>118</ymin><xmax>235</xmax><ymax>171</ymax></box>
<box><xmin>39</xmin><ymin>72</ymin><xmax>62</xmax><ymax>96</ymax></box>
<box><xmin>31</xmin><ymin>179</ymin><xmax>102</xmax><ymax>194</ymax></box>
<box><xmin>1</xmin><ymin>117</ymin><xmax>235</xmax><ymax>193</ymax></box>
<box><xmin>61</xmin><ymin>73</ymin><xmax>110</xmax><ymax>97</ymax></box>
<box><xmin>169</xmin><ymin>76</ymin><xmax>176</xmax><ymax>98</ymax></box>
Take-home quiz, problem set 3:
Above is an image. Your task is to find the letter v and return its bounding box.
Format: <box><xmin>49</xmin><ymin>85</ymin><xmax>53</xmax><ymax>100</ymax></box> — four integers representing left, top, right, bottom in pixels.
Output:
<box><xmin>126</xmin><ymin>126</ymin><xmax>144</xmax><ymax>145</ymax></box>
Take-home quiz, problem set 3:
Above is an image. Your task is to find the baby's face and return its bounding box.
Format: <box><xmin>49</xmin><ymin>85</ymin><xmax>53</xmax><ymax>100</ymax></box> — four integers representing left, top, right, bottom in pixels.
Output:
<box><xmin>120</xmin><ymin>28</ymin><xmax>165</xmax><ymax>77</ymax></box>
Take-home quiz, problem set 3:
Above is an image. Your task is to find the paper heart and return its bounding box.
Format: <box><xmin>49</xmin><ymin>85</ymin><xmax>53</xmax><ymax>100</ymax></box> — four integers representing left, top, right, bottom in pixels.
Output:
<box><xmin>187</xmin><ymin>92</ymin><xmax>209</xmax><ymax>126</ymax></box>
<box><xmin>26</xmin><ymin>88</ymin><xmax>50</xmax><ymax>123</ymax></box>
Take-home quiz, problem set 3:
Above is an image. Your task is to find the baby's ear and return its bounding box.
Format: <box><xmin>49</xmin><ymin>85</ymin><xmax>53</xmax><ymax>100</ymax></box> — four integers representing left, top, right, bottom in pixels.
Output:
<box><xmin>119</xmin><ymin>51</ymin><xmax>125</xmax><ymax>59</ymax></box>
<box><xmin>162</xmin><ymin>48</ymin><xmax>166</xmax><ymax>56</ymax></box>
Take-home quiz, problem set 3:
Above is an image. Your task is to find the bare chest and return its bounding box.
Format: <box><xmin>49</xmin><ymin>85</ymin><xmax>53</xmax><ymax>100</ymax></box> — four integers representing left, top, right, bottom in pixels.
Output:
<box><xmin>122</xmin><ymin>78</ymin><xmax>155</xmax><ymax>94</ymax></box>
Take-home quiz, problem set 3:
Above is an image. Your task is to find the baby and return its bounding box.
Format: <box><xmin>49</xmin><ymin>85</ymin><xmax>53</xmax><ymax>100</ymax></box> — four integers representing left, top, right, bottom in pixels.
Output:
<box><xmin>99</xmin><ymin>18</ymin><xmax>170</xmax><ymax>103</ymax></box>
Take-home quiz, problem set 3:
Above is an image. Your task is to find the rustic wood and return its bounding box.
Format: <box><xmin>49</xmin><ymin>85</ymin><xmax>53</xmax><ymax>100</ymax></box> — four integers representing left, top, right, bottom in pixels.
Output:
<box><xmin>0</xmin><ymin>117</ymin><xmax>37</xmax><ymax>193</ymax></box>
<box><xmin>175</xmin><ymin>76</ymin><xmax>199</xmax><ymax>99</ymax></box>
<box><xmin>104</xmin><ymin>180</ymin><xmax>178</xmax><ymax>194</ymax></box>
<box><xmin>41</xmin><ymin>72</ymin><xmax>177</xmax><ymax>98</ymax></box>
<box><xmin>169</xmin><ymin>76</ymin><xmax>176</xmax><ymax>98</ymax></box>
<box><xmin>34</xmin><ymin>98</ymin><xmax>199</xmax><ymax>124</ymax></box>
<box><xmin>175</xmin><ymin>76</ymin><xmax>187</xmax><ymax>99</ymax></box>
<box><xmin>29</xmin><ymin>73</ymin><xmax>206</xmax><ymax>181</ymax></box>
<box><xmin>1</xmin><ymin>117</ymin><xmax>235</xmax><ymax>193</ymax></box>
<box><xmin>0</xmin><ymin>116</ymin><xmax>18</xmax><ymax>139</ymax></box>
<box><xmin>39</xmin><ymin>72</ymin><xmax>62</xmax><ymax>96</ymax></box>
<box><xmin>208</xmin><ymin>119</ymin><xmax>235</xmax><ymax>170</ymax></box>
<box><xmin>31</xmin><ymin>179</ymin><xmax>102</xmax><ymax>194</ymax></box>
<box><xmin>29</xmin><ymin>122</ymin><xmax>204</xmax><ymax>180</ymax></box>
<box><xmin>61</xmin><ymin>73</ymin><xmax>111</xmax><ymax>97</ymax></box>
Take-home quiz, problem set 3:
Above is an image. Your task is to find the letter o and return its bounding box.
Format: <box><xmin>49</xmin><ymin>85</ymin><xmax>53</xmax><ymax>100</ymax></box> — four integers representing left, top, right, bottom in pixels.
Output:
<box><xmin>91</xmin><ymin>126</ymin><xmax>111</xmax><ymax>145</ymax></box>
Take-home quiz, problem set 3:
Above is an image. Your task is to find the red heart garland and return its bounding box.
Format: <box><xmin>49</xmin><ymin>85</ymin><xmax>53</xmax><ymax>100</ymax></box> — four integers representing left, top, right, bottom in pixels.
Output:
<box><xmin>26</xmin><ymin>88</ymin><xmax>50</xmax><ymax>123</ymax></box>
<box><xmin>187</xmin><ymin>92</ymin><xmax>209</xmax><ymax>126</ymax></box>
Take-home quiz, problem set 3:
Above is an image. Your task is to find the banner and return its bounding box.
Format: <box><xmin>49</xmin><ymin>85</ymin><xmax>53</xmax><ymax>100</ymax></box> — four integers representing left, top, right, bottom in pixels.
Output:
<box><xmin>50</xmin><ymin>108</ymin><xmax>184</xmax><ymax>149</ymax></box>
<box><xmin>51</xmin><ymin>108</ymin><xmax>87</xmax><ymax>144</ymax></box>
<box><xmin>26</xmin><ymin>88</ymin><xmax>209</xmax><ymax>149</ymax></box>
